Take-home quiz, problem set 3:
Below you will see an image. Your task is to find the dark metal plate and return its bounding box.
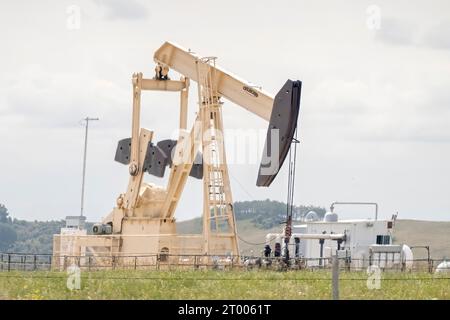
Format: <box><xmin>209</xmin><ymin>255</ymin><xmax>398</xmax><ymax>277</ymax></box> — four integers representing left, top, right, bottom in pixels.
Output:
<box><xmin>189</xmin><ymin>152</ymin><xmax>203</xmax><ymax>179</ymax></box>
<box><xmin>114</xmin><ymin>138</ymin><xmax>132</xmax><ymax>165</ymax></box>
<box><xmin>114</xmin><ymin>137</ymin><xmax>204</xmax><ymax>180</ymax></box>
<box><xmin>143</xmin><ymin>142</ymin><xmax>167</xmax><ymax>178</ymax></box>
<box><xmin>157</xmin><ymin>139</ymin><xmax>177</xmax><ymax>165</ymax></box>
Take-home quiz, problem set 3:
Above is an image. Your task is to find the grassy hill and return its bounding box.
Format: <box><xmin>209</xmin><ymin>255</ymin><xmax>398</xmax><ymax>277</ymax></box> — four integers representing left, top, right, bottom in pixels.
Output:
<box><xmin>393</xmin><ymin>219</ymin><xmax>450</xmax><ymax>259</ymax></box>
<box><xmin>177</xmin><ymin>217</ymin><xmax>450</xmax><ymax>259</ymax></box>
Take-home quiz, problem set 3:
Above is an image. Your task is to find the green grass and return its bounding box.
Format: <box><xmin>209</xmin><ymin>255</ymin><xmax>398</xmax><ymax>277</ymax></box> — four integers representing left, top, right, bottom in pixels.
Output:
<box><xmin>0</xmin><ymin>269</ymin><xmax>448</xmax><ymax>300</ymax></box>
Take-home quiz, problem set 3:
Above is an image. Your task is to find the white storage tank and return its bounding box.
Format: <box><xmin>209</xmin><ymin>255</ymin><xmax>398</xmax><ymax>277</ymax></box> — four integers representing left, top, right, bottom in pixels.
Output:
<box><xmin>402</xmin><ymin>244</ymin><xmax>414</xmax><ymax>270</ymax></box>
<box><xmin>323</xmin><ymin>211</ymin><xmax>338</xmax><ymax>222</ymax></box>
<box><xmin>435</xmin><ymin>260</ymin><xmax>450</xmax><ymax>273</ymax></box>
<box><xmin>305</xmin><ymin>211</ymin><xmax>319</xmax><ymax>222</ymax></box>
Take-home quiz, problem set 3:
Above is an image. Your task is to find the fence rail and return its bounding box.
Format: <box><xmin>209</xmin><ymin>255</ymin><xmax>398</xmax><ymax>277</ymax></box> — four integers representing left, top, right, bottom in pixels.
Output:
<box><xmin>0</xmin><ymin>252</ymin><xmax>448</xmax><ymax>273</ymax></box>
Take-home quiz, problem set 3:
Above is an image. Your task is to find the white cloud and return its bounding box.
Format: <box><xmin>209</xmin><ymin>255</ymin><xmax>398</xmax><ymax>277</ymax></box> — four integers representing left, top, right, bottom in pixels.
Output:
<box><xmin>421</xmin><ymin>20</ymin><xmax>450</xmax><ymax>50</ymax></box>
<box><xmin>93</xmin><ymin>0</ymin><xmax>149</xmax><ymax>21</ymax></box>
<box><xmin>376</xmin><ymin>16</ymin><xmax>450</xmax><ymax>51</ymax></box>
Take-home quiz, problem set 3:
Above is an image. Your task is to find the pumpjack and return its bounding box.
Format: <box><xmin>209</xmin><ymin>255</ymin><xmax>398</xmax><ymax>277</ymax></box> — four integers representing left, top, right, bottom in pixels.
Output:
<box><xmin>53</xmin><ymin>42</ymin><xmax>302</xmax><ymax>262</ymax></box>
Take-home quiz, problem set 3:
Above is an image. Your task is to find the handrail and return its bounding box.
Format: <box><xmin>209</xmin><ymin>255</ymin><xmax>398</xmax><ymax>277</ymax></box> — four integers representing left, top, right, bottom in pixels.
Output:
<box><xmin>330</xmin><ymin>202</ymin><xmax>378</xmax><ymax>220</ymax></box>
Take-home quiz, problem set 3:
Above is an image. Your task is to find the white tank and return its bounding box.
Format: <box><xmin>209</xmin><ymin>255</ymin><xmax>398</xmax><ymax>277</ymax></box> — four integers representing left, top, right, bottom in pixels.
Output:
<box><xmin>435</xmin><ymin>260</ymin><xmax>450</xmax><ymax>273</ymax></box>
<box><xmin>402</xmin><ymin>244</ymin><xmax>413</xmax><ymax>270</ymax></box>
<box><xmin>305</xmin><ymin>211</ymin><xmax>319</xmax><ymax>222</ymax></box>
<box><xmin>323</xmin><ymin>211</ymin><xmax>338</xmax><ymax>222</ymax></box>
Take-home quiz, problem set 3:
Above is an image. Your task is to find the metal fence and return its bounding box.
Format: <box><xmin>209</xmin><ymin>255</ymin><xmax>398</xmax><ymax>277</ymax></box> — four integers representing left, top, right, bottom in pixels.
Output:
<box><xmin>0</xmin><ymin>252</ymin><xmax>448</xmax><ymax>273</ymax></box>
<box><xmin>0</xmin><ymin>253</ymin><xmax>53</xmax><ymax>272</ymax></box>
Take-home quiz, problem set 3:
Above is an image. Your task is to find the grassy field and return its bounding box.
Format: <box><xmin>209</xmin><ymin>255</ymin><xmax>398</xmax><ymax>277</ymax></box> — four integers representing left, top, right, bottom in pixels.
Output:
<box><xmin>0</xmin><ymin>269</ymin><xmax>449</xmax><ymax>300</ymax></box>
<box><xmin>1</xmin><ymin>218</ymin><xmax>446</xmax><ymax>300</ymax></box>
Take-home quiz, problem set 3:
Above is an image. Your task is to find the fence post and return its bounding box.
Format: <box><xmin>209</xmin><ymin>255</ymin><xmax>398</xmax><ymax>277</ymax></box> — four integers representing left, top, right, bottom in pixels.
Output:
<box><xmin>34</xmin><ymin>255</ymin><xmax>37</xmax><ymax>271</ymax></box>
<box><xmin>88</xmin><ymin>256</ymin><xmax>91</xmax><ymax>272</ymax></box>
<box><xmin>168</xmin><ymin>254</ymin><xmax>171</xmax><ymax>271</ymax></box>
<box><xmin>332</xmin><ymin>253</ymin><xmax>340</xmax><ymax>300</ymax></box>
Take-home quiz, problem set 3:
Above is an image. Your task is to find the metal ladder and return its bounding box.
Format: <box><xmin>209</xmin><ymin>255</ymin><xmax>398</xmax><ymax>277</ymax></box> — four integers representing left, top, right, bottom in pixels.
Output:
<box><xmin>197</xmin><ymin>57</ymin><xmax>239</xmax><ymax>255</ymax></box>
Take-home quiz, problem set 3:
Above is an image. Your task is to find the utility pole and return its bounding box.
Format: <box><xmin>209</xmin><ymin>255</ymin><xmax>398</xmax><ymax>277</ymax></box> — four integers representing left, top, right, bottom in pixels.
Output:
<box><xmin>80</xmin><ymin>117</ymin><xmax>99</xmax><ymax>217</ymax></box>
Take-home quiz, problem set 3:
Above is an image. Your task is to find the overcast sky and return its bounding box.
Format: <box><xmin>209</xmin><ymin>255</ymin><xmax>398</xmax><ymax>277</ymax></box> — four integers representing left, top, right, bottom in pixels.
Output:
<box><xmin>1</xmin><ymin>0</ymin><xmax>449</xmax><ymax>222</ymax></box>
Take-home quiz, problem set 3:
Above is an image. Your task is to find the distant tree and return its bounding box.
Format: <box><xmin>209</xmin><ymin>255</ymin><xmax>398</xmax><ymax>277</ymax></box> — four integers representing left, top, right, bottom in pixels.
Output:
<box><xmin>9</xmin><ymin>219</ymin><xmax>66</xmax><ymax>253</ymax></box>
<box><xmin>0</xmin><ymin>223</ymin><xmax>17</xmax><ymax>251</ymax></box>
<box><xmin>233</xmin><ymin>200</ymin><xmax>326</xmax><ymax>229</ymax></box>
<box><xmin>0</xmin><ymin>204</ymin><xmax>11</xmax><ymax>224</ymax></box>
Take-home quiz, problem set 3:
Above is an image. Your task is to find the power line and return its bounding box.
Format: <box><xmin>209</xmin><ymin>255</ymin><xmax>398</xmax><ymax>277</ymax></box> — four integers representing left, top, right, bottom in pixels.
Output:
<box><xmin>229</xmin><ymin>171</ymin><xmax>255</xmax><ymax>200</ymax></box>
<box><xmin>237</xmin><ymin>234</ymin><xmax>277</xmax><ymax>246</ymax></box>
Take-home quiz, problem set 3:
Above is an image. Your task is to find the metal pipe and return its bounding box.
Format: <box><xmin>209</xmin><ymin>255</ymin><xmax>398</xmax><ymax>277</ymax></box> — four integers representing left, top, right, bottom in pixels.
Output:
<box><xmin>337</xmin><ymin>239</ymin><xmax>342</xmax><ymax>250</ymax></box>
<box><xmin>319</xmin><ymin>239</ymin><xmax>324</xmax><ymax>267</ymax></box>
<box><xmin>294</xmin><ymin>238</ymin><xmax>300</xmax><ymax>258</ymax></box>
<box><xmin>267</xmin><ymin>233</ymin><xmax>346</xmax><ymax>241</ymax></box>
<box><xmin>80</xmin><ymin>117</ymin><xmax>99</xmax><ymax>217</ymax></box>
<box><xmin>410</xmin><ymin>245</ymin><xmax>432</xmax><ymax>273</ymax></box>
<box><xmin>330</xmin><ymin>201</ymin><xmax>378</xmax><ymax>220</ymax></box>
